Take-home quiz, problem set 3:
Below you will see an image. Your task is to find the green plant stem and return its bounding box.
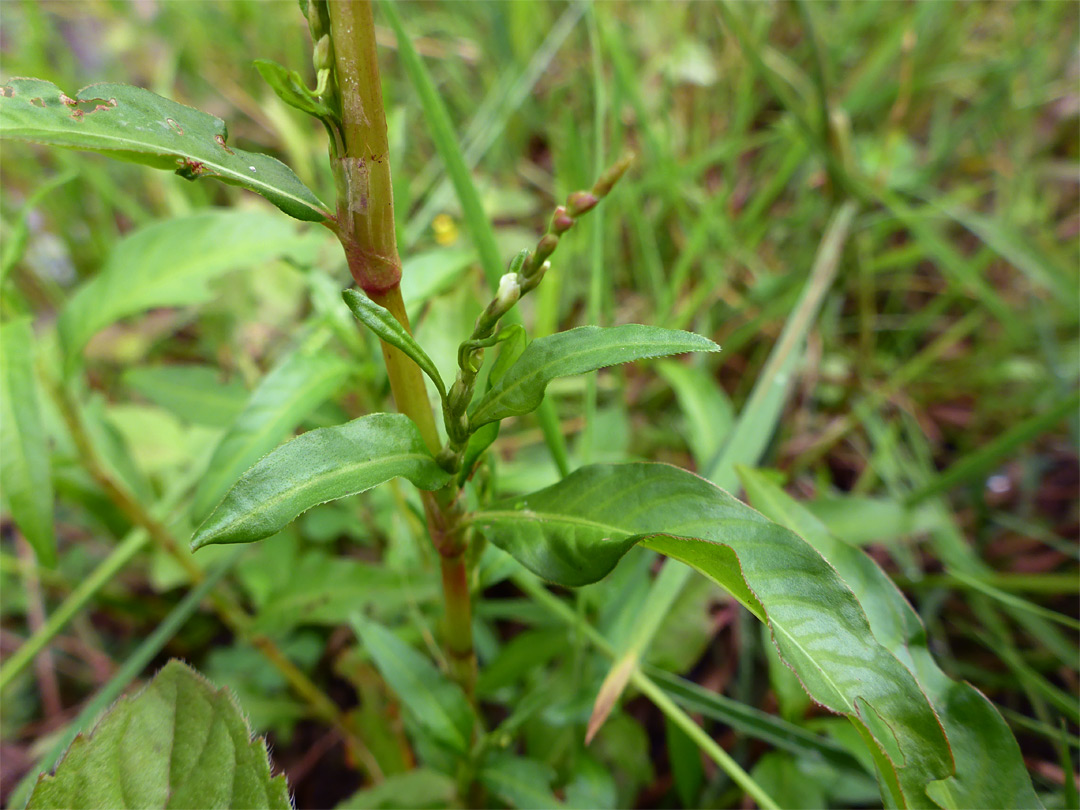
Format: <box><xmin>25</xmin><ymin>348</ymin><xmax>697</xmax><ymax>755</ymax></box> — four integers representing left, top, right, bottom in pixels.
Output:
<box><xmin>329</xmin><ymin>0</ymin><xmax>476</xmax><ymax>697</ymax></box>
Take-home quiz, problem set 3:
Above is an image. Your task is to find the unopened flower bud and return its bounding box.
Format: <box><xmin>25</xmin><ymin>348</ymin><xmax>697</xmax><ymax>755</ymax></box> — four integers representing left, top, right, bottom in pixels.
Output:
<box><xmin>520</xmin><ymin>261</ymin><xmax>549</xmax><ymax>295</ymax></box>
<box><xmin>567</xmin><ymin>191</ymin><xmax>599</xmax><ymax>217</ymax></box>
<box><xmin>313</xmin><ymin>35</ymin><xmax>332</xmax><ymax>71</ymax></box>
<box><xmin>531</xmin><ymin>233</ymin><xmax>559</xmax><ymax>270</ymax></box>
<box><xmin>551</xmin><ymin>206</ymin><xmax>575</xmax><ymax>235</ymax></box>
<box><xmin>494</xmin><ymin>272</ymin><xmax>522</xmax><ymax>311</ymax></box>
<box><xmin>592</xmin><ymin>153</ymin><xmax>634</xmax><ymax>198</ymax></box>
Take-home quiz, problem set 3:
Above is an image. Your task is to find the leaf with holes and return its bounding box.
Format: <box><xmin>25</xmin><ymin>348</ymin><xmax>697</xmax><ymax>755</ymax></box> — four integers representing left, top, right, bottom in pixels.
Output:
<box><xmin>0</xmin><ymin>78</ymin><xmax>329</xmax><ymax>222</ymax></box>
<box><xmin>467</xmin><ymin>463</ymin><xmax>955</xmax><ymax>807</ymax></box>
<box><xmin>27</xmin><ymin>660</ymin><xmax>289</xmax><ymax>810</ymax></box>
<box><xmin>469</xmin><ymin>325</ymin><xmax>719</xmax><ymax>428</ymax></box>
<box><xmin>192</xmin><ymin>414</ymin><xmax>450</xmax><ymax>549</ymax></box>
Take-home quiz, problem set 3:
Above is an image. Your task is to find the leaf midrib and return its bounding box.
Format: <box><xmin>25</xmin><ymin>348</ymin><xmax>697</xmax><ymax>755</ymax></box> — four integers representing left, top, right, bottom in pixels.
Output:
<box><xmin>202</xmin><ymin>450</ymin><xmax>436</xmax><ymax>541</ymax></box>
<box><xmin>2</xmin><ymin>116</ymin><xmax>327</xmax><ymax>217</ymax></box>
<box><xmin>471</xmin><ymin>507</ymin><xmax>853</xmax><ymax>712</ymax></box>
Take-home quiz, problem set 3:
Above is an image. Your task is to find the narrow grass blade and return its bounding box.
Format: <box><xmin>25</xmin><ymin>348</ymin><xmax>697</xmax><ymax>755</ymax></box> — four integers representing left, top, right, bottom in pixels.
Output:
<box><xmin>906</xmin><ymin>390</ymin><xmax>1080</xmax><ymax>506</ymax></box>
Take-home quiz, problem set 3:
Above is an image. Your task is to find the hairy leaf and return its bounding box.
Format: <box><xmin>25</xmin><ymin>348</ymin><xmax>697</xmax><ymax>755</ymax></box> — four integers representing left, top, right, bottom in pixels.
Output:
<box><xmin>192</xmin><ymin>344</ymin><xmax>350</xmax><ymax>519</ymax></box>
<box><xmin>468</xmin><ymin>463</ymin><xmax>954</xmax><ymax>806</ymax></box>
<box><xmin>27</xmin><ymin>660</ymin><xmax>289</xmax><ymax>810</ymax></box>
<box><xmin>192</xmin><ymin>414</ymin><xmax>449</xmax><ymax>548</ymax></box>
<box><xmin>469</xmin><ymin>325</ymin><xmax>719</xmax><ymax>428</ymax></box>
<box><xmin>0</xmin><ymin>78</ymin><xmax>329</xmax><ymax>222</ymax></box>
<box><xmin>58</xmin><ymin>211</ymin><xmax>320</xmax><ymax>368</ymax></box>
<box><xmin>349</xmin><ymin>615</ymin><xmax>474</xmax><ymax>754</ymax></box>
<box><xmin>342</xmin><ymin>289</ymin><xmax>446</xmax><ymax>398</ymax></box>
<box><xmin>738</xmin><ymin>466</ymin><xmax>1040</xmax><ymax>809</ymax></box>
<box><xmin>0</xmin><ymin>319</ymin><xmax>55</xmax><ymax>565</ymax></box>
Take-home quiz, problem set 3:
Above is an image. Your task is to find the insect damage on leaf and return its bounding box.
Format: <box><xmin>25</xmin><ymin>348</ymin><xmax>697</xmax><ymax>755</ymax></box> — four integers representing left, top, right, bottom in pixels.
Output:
<box><xmin>0</xmin><ymin>78</ymin><xmax>331</xmax><ymax>223</ymax></box>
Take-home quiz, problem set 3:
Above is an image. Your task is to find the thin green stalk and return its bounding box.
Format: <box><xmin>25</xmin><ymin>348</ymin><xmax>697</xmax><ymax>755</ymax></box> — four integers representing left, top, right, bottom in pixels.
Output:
<box><xmin>0</xmin><ymin>530</ymin><xmax>148</xmax><ymax>693</ymax></box>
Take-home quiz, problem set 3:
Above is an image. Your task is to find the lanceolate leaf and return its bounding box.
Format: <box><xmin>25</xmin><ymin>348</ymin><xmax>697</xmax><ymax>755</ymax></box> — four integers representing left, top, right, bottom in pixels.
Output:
<box><xmin>58</xmin><ymin>210</ymin><xmax>321</xmax><ymax>368</ymax></box>
<box><xmin>0</xmin><ymin>319</ymin><xmax>55</xmax><ymax>565</ymax></box>
<box><xmin>192</xmin><ymin>414</ymin><xmax>449</xmax><ymax>548</ymax></box>
<box><xmin>192</xmin><ymin>344</ymin><xmax>350</xmax><ymax>520</ymax></box>
<box><xmin>469</xmin><ymin>325</ymin><xmax>719</xmax><ymax>428</ymax></box>
<box><xmin>349</xmin><ymin>615</ymin><xmax>475</xmax><ymax>754</ymax></box>
<box><xmin>467</xmin><ymin>463</ymin><xmax>954</xmax><ymax>807</ymax></box>
<box><xmin>27</xmin><ymin>660</ymin><xmax>289</xmax><ymax>810</ymax></box>
<box><xmin>737</xmin><ymin>466</ymin><xmax>1040</xmax><ymax>810</ymax></box>
<box><xmin>342</xmin><ymin>289</ymin><xmax>446</xmax><ymax>398</ymax></box>
<box><xmin>0</xmin><ymin>78</ymin><xmax>330</xmax><ymax>222</ymax></box>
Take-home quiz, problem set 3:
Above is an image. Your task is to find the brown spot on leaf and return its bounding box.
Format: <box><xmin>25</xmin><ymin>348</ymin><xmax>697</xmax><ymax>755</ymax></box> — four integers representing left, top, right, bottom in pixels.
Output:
<box><xmin>0</xmin><ymin>86</ymin><xmax>13</xmax><ymax>98</ymax></box>
<box><xmin>60</xmin><ymin>93</ymin><xmax>76</xmax><ymax>107</ymax></box>
<box><xmin>214</xmin><ymin>134</ymin><xmax>234</xmax><ymax>154</ymax></box>
<box><xmin>30</xmin><ymin>98</ymin><xmax>45</xmax><ymax>108</ymax></box>
<box><xmin>166</xmin><ymin>117</ymin><xmax>183</xmax><ymax>135</ymax></box>
<box><xmin>70</xmin><ymin>109</ymin><xmax>84</xmax><ymax>120</ymax></box>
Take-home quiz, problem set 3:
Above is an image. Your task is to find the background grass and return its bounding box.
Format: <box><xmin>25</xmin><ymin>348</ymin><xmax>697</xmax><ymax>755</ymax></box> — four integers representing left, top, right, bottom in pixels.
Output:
<box><xmin>1</xmin><ymin>1</ymin><xmax>1077</xmax><ymax>808</ymax></box>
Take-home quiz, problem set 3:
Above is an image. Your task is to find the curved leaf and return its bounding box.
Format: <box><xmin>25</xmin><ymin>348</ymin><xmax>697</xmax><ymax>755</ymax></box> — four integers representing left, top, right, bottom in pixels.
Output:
<box><xmin>192</xmin><ymin>344</ymin><xmax>350</xmax><ymax>520</ymax></box>
<box><xmin>0</xmin><ymin>319</ymin><xmax>55</xmax><ymax>565</ymax></box>
<box><xmin>737</xmin><ymin>466</ymin><xmax>1040</xmax><ymax>809</ymax></box>
<box><xmin>0</xmin><ymin>78</ymin><xmax>330</xmax><ymax>222</ymax></box>
<box><xmin>27</xmin><ymin>660</ymin><xmax>289</xmax><ymax>810</ymax></box>
<box><xmin>467</xmin><ymin>463</ymin><xmax>954</xmax><ymax>806</ymax></box>
<box><xmin>342</xmin><ymin>289</ymin><xmax>446</xmax><ymax>398</ymax></box>
<box><xmin>58</xmin><ymin>210</ymin><xmax>321</xmax><ymax>367</ymax></box>
<box><xmin>349</xmin><ymin>615</ymin><xmax>474</xmax><ymax>754</ymax></box>
<box><xmin>193</xmin><ymin>413</ymin><xmax>448</xmax><ymax>548</ymax></box>
<box><xmin>469</xmin><ymin>325</ymin><xmax>719</xmax><ymax>428</ymax></box>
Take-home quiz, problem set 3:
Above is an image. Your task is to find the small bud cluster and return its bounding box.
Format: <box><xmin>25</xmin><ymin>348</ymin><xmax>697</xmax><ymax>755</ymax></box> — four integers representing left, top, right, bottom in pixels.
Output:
<box><xmin>436</xmin><ymin>154</ymin><xmax>635</xmax><ymax>474</ymax></box>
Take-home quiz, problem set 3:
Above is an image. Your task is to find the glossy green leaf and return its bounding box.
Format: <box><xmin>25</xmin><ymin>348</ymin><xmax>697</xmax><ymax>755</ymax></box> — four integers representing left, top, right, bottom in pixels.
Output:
<box><xmin>0</xmin><ymin>319</ymin><xmax>55</xmax><ymax>566</ymax></box>
<box><xmin>470</xmin><ymin>325</ymin><xmax>719</xmax><ymax>428</ymax></box>
<box><xmin>58</xmin><ymin>210</ymin><xmax>320</xmax><ymax>367</ymax></box>
<box><xmin>123</xmin><ymin>364</ymin><xmax>248</xmax><ymax>428</ymax></box>
<box><xmin>0</xmin><ymin>78</ymin><xmax>329</xmax><ymax>222</ymax></box>
<box><xmin>738</xmin><ymin>466</ymin><xmax>1040</xmax><ymax>810</ymax></box>
<box><xmin>349</xmin><ymin>615</ymin><xmax>474</xmax><ymax>754</ymax></box>
<box><xmin>468</xmin><ymin>463</ymin><xmax>953</xmax><ymax>806</ymax></box>
<box><xmin>192</xmin><ymin>413</ymin><xmax>449</xmax><ymax>549</ymax></box>
<box><xmin>192</xmin><ymin>344</ymin><xmax>350</xmax><ymax>519</ymax></box>
<box><xmin>27</xmin><ymin>660</ymin><xmax>289</xmax><ymax>810</ymax></box>
<box><xmin>342</xmin><ymin>289</ymin><xmax>446</xmax><ymax>398</ymax></box>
